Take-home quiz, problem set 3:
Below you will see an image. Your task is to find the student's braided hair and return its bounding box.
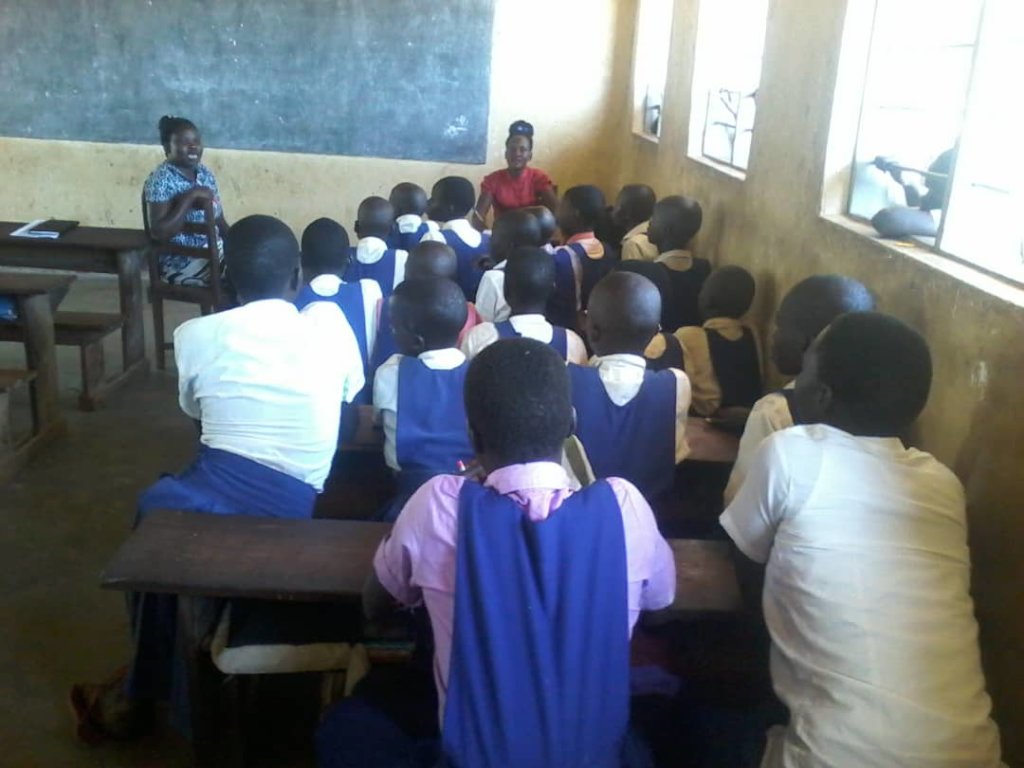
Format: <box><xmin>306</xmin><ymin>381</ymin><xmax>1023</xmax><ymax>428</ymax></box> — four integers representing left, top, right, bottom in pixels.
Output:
<box><xmin>158</xmin><ymin>115</ymin><xmax>198</xmax><ymax>153</ymax></box>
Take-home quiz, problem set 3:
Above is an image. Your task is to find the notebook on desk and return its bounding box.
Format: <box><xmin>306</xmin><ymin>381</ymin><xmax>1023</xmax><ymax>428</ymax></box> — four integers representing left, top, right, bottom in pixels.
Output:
<box><xmin>10</xmin><ymin>218</ymin><xmax>80</xmax><ymax>239</ymax></box>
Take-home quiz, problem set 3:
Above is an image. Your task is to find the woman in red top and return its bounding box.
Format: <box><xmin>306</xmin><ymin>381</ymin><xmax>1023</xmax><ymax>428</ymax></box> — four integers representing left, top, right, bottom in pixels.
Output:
<box><xmin>474</xmin><ymin>120</ymin><xmax>558</xmax><ymax>225</ymax></box>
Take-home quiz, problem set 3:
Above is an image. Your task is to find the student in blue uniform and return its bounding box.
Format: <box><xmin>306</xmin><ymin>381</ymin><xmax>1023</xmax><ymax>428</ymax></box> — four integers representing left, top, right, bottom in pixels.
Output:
<box><xmin>724</xmin><ymin>274</ymin><xmax>875</xmax><ymax>503</ymax></box>
<box><xmin>373</xmin><ymin>278</ymin><xmax>473</xmax><ymax>521</ymax></box>
<box><xmin>388</xmin><ymin>182</ymin><xmax>444</xmax><ymax>251</ymax></box>
<box><xmin>295</xmin><ymin>217</ymin><xmax>382</xmax><ymax>400</ymax></box>
<box><xmin>674</xmin><ymin>266</ymin><xmax>762</xmax><ymax>416</ymax></box>
<box><xmin>569</xmin><ymin>271</ymin><xmax>692</xmax><ymax>510</ymax></box>
<box><xmin>549</xmin><ymin>185</ymin><xmax>615</xmax><ymax>330</ymax></box>
<box><xmin>346</xmin><ymin>196</ymin><xmax>409</xmax><ymax>297</ymax></box>
<box><xmin>474</xmin><ymin>209</ymin><xmax>544</xmax><ymax>322</ymax></box>
<box><xmin>71</xmin><ymin>215</ymin><xmax>365</xmax><ymax>742</ymax></box>
<box><xmin>647</xmin><ymin>195</ymin><xmax>711</xmax><ymax>332</ymax></box>
<box><xmin>427</xmin><ymin>176</ymin><xmax>492</xmax><ymax>300</ymax></box>
<box><xmin>463</xmin><ymin>246</ymin><xmax>587</xmax><ymax>364</ymax></box>
<box><xmin>317</xmin><ymin>338</ymin><xmax>675</xmax><ymax>768</ymax></box>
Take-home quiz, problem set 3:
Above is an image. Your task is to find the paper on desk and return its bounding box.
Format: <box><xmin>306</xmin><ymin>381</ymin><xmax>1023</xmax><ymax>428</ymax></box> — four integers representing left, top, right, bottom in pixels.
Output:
<box><xmin>10</xmin><ymin>219</ymin><xmax>61</xmax><ymax>239</ymax></box>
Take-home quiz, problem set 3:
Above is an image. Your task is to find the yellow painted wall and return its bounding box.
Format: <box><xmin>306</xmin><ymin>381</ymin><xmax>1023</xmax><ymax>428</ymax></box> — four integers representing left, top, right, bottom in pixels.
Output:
<box><xmin>611</xmin><ymin>0</ymin><xmax>1024</xmax><ymax>762</ymax></box>
<box><xmin>0</xmin><ymin>0</ymin><xmax>624</xmax><ymax>235</ymax></box>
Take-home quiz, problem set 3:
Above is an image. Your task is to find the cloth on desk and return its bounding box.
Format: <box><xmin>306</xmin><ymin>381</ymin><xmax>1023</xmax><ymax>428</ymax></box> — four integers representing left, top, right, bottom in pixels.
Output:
<box><xmin>0</xmin><ymin>296</ymin><xmax>15</xmax><ymax>321</ymax></box>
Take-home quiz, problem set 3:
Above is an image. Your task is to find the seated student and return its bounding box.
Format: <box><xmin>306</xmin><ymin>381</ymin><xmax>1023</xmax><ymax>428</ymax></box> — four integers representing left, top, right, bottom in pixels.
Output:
<box><xmin>524</xmin><ymin>204</ymin><xmax>559</xmax><ymax>251</ymax></box>
<box><xmin>388</xmin><ymin>181</ymin><xmax>444</xmax><ymax>251</ymax></box>
<box><xmin>345</xmin><ymin>196</ymin><xmax>409</xmax><ymax>298</ymax></box>
<box><xmin>428</xmin><ymin>176</ymin><xmax>492</xmax><ymax>300</ymax></box>
<box><xmin>673</xmin><ymin>266</ymin><xmax>762</xmax><ymax>417</ymax></box>
<box><xmin>371</xmin><ymin>241</ymin><xmax>481</xmax><ymax>371</ymax></box>
<box><xmin>613</xmin><ymin>184</ymin><xmax>659</xmax><ymax>262</ymax></box>
<box><xmin>71</xmin><ymin>216</ymin><xmax>365</xmax><ymax>741</ymax></box>
<box><xmin>647</xmin><ymin>195</ymin><xmax>711</xmax><ymax>331</ymax></box>
<box><xmin>724</xmin><ymin>274</ymin><xmax>875</xmax><ymax>503</ymax></box>
<box><xmin>473</xmin><ymin>209</ymin><xmax>543</xmax><ymax>323</ymax></box>
<box><xmin>294</xmin><ymin>217</ymin><xmax>382</xmax><ymax>398</ymax></box>
<box><xmin>616</xmin><ymin>259</ymin><xmax>679</xmax><ymax>371</ymax></box>
<box><xmin>373</xmin><ymin>278</ymin><xmax>473</xmax><ymax>520</ymax></box>
<box><xmin>463</xmin><ymin>246</ymin><xmax>587</xmax><ymax>364</ymax></box>
<box><xmin>569</xmin><ymin>272</ymin><xmax>692</xmax><ymax>509</ymax></box>
<box><xmin>317</xmin><ymin>338</ymin><xmax>676</xmax><ymax>768</ymax></box>
<box><xmin>548</xmin><ymin>185</ymin><xmax>616</xmax><ymax>330</ymax></box>
<box><xmin>722</xmin><ymin>312</ymin><xmax>1005</xmax><ymax>767</ymax></box>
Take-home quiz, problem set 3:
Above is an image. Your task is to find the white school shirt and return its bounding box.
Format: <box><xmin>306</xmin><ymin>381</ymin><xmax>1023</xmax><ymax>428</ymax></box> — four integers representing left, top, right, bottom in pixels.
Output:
<box><xmin>373</xmin><ymin>348</ymin><xmax>467</xmax><ymax>472</ymax></box>
<box><xmin>461</xmin><ymin>314</ymin><xmax>588</xmax><ymax>365</ymax></box>
<box><xmin>474</xmin><ymin>262</ymin><xmax>509</xmax><ymax>323</ymax></box>
<box><xmin>175</xmin><ymin>299</ymin><xmax>364</xmax><ymax>491</ymax></box>
<box><xmin>355</xmin><ymin>236</ymin><xmax>409</xmax><ymax>290</ymax></box>
<box><xmin>394</xmin><ymin>214</ymin><xmax>445</xmax><ymax>245</ymax></box>
<box><xmin>720</xmin><ymin>424</ymin><xmax>1004</xmax><ymax>768</ymax></box>
<box><xmin>587</xmin><ymin>354</ymin><xmax>691</xmax><ymax>462</ymax></box>
<box><xmin>306</xmin><ymin>274</ymin><xmax>382</xmax><ymax>357</ymax></box>
<box><xmin>723</xmin><ymin>384</ymin><xmax>795</xmax><ymax>505</ymax></box>
<box><xmin>441</xmin><ymin>217</ymin><xmax>484</xmax><ymax>249</ymax></box>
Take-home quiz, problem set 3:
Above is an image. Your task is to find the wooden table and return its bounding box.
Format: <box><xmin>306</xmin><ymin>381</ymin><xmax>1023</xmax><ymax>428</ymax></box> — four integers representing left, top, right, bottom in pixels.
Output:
<box><xmin>0</xmin><ymin>272</ymin><xmax>75</xmax><ymax>482</ymax></box>
<box><xmin>342</xmin><ymin>405</ymin><xmax>741</xmax><ymax>465</ymax></box>
<box><xmin>0</xmin><ymin>223</ymin><xmax>150</xmax><ymax>396</ymax></box>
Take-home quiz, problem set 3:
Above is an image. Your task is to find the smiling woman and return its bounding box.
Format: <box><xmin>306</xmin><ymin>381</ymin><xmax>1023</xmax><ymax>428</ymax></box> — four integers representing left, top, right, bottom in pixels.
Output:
<box><xmin>473</xmin><ymin>120</ymin><xmax>558</xmax><ymax>225</ymax></box>
<box><xmin>143</xmin><ymin>115</ymin><xmax>230</xmax><ymax>286</ymax></box>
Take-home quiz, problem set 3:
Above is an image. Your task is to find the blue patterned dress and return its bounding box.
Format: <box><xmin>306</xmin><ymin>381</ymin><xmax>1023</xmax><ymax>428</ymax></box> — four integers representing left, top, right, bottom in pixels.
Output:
<box><xmin>143</xmin><ymin>161</ymin><xmax>224</xmax><ymax>285</ymax></box>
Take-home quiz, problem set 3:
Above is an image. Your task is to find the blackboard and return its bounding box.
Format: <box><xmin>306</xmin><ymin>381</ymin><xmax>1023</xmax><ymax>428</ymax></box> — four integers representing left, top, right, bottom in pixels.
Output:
<box><xmin>0</xmin><ymin>0</ymin><xmax>494</xmax><ymax>164</ymax></box>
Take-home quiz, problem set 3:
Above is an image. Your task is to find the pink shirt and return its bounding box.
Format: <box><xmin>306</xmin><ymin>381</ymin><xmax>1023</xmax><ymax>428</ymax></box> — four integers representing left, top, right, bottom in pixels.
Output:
<box><xmin>373</xmin><ymin>461</ymin><xmax>676</xmax><ymax>713</ymax></box>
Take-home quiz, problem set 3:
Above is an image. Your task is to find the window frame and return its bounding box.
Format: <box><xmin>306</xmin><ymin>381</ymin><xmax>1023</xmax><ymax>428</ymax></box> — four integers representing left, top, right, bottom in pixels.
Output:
<box><xmin>630</xmin><ymin>0</ymin><xmax>675</xmax><ymax>143</ymax></box>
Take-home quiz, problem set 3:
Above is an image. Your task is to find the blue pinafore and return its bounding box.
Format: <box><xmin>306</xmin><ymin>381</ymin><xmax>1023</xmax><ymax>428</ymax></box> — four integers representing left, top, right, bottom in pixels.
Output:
<box><xmin>568</xmin><ymin>365</ymin><xmax>677</xmax><ymax>505</ymax></box>
<box><xmin>344</xmin><ymin>247</ymin><xmax>401</xmax><ymax>299</ymax></box>
<box><xmin>295</xmin><ymin>281</ymin><xmax>372</xmax><ymax>403</ymax></box>
<box><xmin>494</xmin><ymin>319</ymin><xmax>568</xmax><ymax>359</ymax></box>
<box><xmin>441</xmin><ymin>229</ymin><xmax>491</xmax><ymax>301</ymax></box>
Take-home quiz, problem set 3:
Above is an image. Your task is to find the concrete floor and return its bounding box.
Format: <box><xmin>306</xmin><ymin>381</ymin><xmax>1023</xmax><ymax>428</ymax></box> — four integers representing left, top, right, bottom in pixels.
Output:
<box><xmin>0</xmin><ymin>275</ymin><xmax>211</xmax><ymax>766</ymax></box>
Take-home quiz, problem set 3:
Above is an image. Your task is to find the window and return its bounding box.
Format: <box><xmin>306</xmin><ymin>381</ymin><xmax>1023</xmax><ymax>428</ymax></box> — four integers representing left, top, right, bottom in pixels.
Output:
<box><xmin>847</xmin><ymin>0</ymin><xmax>1024</xmax><ymax>284</ymax></box>
<box><xmin>687</xmin><ymin>0</ymin><xmax>771</xmax><ymax>174</ymax></box>
<box><xmin>631</xmin><ymin>0</ymin><xmax>674</xmax><ymax>140</ymax></box>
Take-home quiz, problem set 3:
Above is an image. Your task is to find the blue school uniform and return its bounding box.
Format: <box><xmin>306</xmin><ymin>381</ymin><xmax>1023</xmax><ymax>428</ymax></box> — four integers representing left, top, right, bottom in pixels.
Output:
<box><xmin>441</xmin><ymin>228</ymin><xmax>491</xmax><ymax>301</ymax></box>
<box><xmin>345</xmin><ymin>246</ymin><xmax>403</xmax><ymax>299</ymax></box>
<box><xmin>442</xmin><ymin>479</ymin><xmax>630</xmax><ymax>767</ymax></box>
<box><xmin>495</xmin><ymin>319</ymin><xmax>568</xmax><ymax>358</ymax></box>
<box><xmin>547</xmin><ymin>242</ymin><xmax>614</xmax><ymax>330</ymax></box>
<box><xmin>388</xmin><ymin>219</ymin><xmax>437</xmax><ymax>252</ymax></box>
<box><xmin>568</xmin><ymin>364</ymin><xmax>677</xmax><ymax>505</ymax></box>
<box><xmin>294</xmin><ymin>281</ymin><xmax>372</xmax><ymax>402</ymax></box>
<box><xmin>706</xmin><ymin>327</ymin><xmax>762</xmax><ymax>408</ymax></box>
<box><xmin>371</xmin><ymin>300</ymin><xmax>397</xmax><ymax>375</ymax></box>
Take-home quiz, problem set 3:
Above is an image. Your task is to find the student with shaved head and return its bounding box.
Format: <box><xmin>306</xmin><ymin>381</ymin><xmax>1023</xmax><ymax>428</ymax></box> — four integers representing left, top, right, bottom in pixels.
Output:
<box><xmin>647</xmin><ymin>194</ymin><xmax>711</xmax><ymax>331</ymax></box>
<box><xmin>388</xmin><ymin>181</ymin><xmax>444</xmax><ymax>251</ymax></box>
<box><xmin>613</xmin><ymin>184</ymin><xmax>658</xmax><ymax>262</ymax></box>
<box><xmin>568</xmin><ymin>272</ymin><xmax>692</xmax><ymax>509</ymax></box>
<box><xmin>347</xmin><ymin>196</ymin><xmax>410</xmax><ymax>298</ymax></box>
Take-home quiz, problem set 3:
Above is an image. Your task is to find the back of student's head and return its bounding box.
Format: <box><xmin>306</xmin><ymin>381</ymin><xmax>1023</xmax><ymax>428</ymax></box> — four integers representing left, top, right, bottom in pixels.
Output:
<box><xmin>355</xmin><ymin>196</ymin><xmax>394</xmax><ymax>240</ymax></box>
<box><xmin>612</xmin><ymin>184</ymin><xmax>657</xmax><ymax>230</ymax></box>
<box><xmin>587</xmin><ymin>271</ymin><xmax>662</xmax><ymax>357</ymax></box>
<box><xmin>558</xmin><ymin>185</ymin><xmax>607</xmax><ymax>236</ymax></box>
<box><xmin>389</xmin><ymin>182</ymin><xmax>429</xmax><ymax>218</ymax></box>
<box><xmin>647</xmin><ymin>195</ymin><xmax>703</xmax><ymax>252</ymax></box>
<box><xmin>301</xmin><ymin>217</ymin><xmax>350</xmax><ymax>277</ymax></box>
<box><xmin>504</xmin><ymin>247</ymin><xmax>556</xmax><ymax>310</ymax></box>
<box><xmin>802</xmin><ymin>311</ymin><xmax>931</xmax><ymax>436</ymax></box>
<box><xmin>389</xmin><ymin>277</ymin><xmax>467</xmax><ymax>355</ymax></box>
<box><xmin>615</xmin><ymin>260</ymin><xmax>670</xmax><ymax>312</ymax></box>
<box><xmin>524</xmin><ymin>206</ymin><xmax>558</xmax><ymax>243</ymax></box>
<box><xmin>773</xmin><ymin>274</ymin><xmax>876</xmax><ymax>376</ymax></box>
<box><xmin>406</xmin><ymin>241</ymin><xmax>457</xmax><ymax>281</ymax></box>
<box><xmin>225</xmin><ymin>215</ymin><xmax>299</xmax><ymax>302</ymax></box>
<box><xmin>428</xmin><ymin>176</ymin><xmax>476</xmax><ymax>222</ymax></box>
<box><xmin>491</xmin><ymin>210</ymin><xmax>542</xmax><ymax>261</ymax></box>
<box><xmin>699</xmin><ymin>266</ymin><xmax>755</xmax><ymax>320</ymax></box>
<box><xmin>465</xmin><ymin>338</ymin><xmax>573</xmax><ymax>466</ymax></box>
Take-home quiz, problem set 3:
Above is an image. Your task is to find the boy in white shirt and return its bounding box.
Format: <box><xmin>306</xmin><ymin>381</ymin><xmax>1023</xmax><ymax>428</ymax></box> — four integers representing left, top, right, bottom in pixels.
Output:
<box><xmin>721</xmin><ymin>311</ymin><xmax>1004</xmax><ymax>767</ymax></box>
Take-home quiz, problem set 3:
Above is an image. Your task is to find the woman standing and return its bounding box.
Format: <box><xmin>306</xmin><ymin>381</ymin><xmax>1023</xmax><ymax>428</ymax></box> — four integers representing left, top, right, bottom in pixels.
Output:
<box><xmin>144</xmin><ymin>116</ymin><xmax>229</xmax><ymax>286</ymax></box>
<box><xmin>474</xmin><ymin>120</ymin><xmax>558</xmax><ymax>226</ymax></box>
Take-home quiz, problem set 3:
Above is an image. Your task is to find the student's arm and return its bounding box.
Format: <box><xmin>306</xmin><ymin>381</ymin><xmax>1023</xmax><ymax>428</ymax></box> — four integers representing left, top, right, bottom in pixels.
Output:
<box><xmin>722</xmin><ymin>392</ymin><xmax>792</xmax><ymax>505</ymax></box>
<box><xmin>671</xmin><ymin>368</ymin><xmax>694</xmax><ymax>463</ymax></box>
<box><xmin>146</xmin><ymin>187</ymin><xmax>215</xmax><ymax>242</ymax></box>
<box><xmin>565</xmin><ymin>330</ymin><xmax>589</xmax><ymax>366</ymax></box>
<box><xmin>372</xmin><ymin>354</ymin><xmax>402</xmax><ymax>468</ymax></box>
<box><xmin>473</xmin><ymin>191</ymin><xmax>494</xmax><ymax>231</ymax></box>
<box><xmin>610</xmin><ymin>478</ymin><xmax>676</xmax><ymax>611</ymax></box>
<box><xmin>537</xmin><ymin>186</ymin><xmax>559</xmax><ymax>213</ymax></box>
<box><xmin>675</xmin><ymin>328</ymin><xmax>720</xmax><ymax>417</ymax></box>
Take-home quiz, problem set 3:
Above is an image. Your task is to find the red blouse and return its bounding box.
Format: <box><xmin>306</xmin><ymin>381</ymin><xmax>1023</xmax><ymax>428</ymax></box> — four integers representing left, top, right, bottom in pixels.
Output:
<box><xmin>480</xmin><ymin>167</ymin><xmax>554</xmax><ymax>216</ymax></box>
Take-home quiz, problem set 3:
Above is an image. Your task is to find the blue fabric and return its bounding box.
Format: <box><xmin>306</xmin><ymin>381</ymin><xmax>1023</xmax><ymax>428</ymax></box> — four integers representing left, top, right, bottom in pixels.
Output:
<box><xmin>706</xmin><ymin>327</ymin><xmax>762</xmax><ymax>408</ymax></box>
<box><xmin>345</xmin><ymin>249</ymin><xmax>400</xmax><ymax>299</ymax></box>
<box><xmin>568</xmin><ymin>365</ymin><xmax>677</xmax><ymax>505</ymax></box>
<box><xmin>441</xmin><ymin>479</ymin><xmax>630</xmax><ymax>768</ymax></box>
<box><xmin>0</xmin><ymin>295</ymin><xmax>17</xmax><ymax>321</ymax></box>
<box><xmin>547</xmin><ymin>242</ymin><xmax>582</xmax><ymax>330</ymax></box>
<box><xmin>371</xmin><ymin>300</ymin><xmax>398</xmax><ymax>376</ymax></box>
<box><xmin>441</xmin><ymin>229</ymin><xmax>491</xmax><ymax>301</ymax></box>
<box><xmin>389</xmin><ymin>220</ymin><xmax>434</xmax><ymax>252</ymax></box>
<box><xmin>495</xmin><ymin>319</ymin><xmax>568</xmax><ymax>359</ymax></box>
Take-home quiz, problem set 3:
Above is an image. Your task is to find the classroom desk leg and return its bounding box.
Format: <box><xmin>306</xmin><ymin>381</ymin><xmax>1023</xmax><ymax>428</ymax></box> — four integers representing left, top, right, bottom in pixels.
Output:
<box><xmin>117</xmin><ymin>249</ymin><xmax>149</xmax><ymax>377</ymax></box>
<box><xmin>17</xmin><ymin>292</ymin><xmax>66</xmax><ymax>438</ymax></box>
<box><xmin>178</xmin><ymin>596</ymin><xmax>223</xmax><ymax>768</ymax></box>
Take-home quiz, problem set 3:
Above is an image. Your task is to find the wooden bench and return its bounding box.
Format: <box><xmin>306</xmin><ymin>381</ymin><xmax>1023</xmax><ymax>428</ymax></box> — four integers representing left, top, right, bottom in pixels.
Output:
<box><xmin>0</xmin><ymin>310</ymin><xmax>124</xmax><ymax>410</ymax></box>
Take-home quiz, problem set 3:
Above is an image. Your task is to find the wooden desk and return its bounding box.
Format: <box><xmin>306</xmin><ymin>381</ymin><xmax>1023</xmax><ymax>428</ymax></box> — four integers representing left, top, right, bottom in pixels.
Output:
<box><xmin>0</xmin><ymin>272</ymin><xmax>75</xmax><ymax>482</ymax></box>
<box><xmin>0</xmin><ymin>223</ymin><xmax>150</xmax><ymax>396</ymax></box>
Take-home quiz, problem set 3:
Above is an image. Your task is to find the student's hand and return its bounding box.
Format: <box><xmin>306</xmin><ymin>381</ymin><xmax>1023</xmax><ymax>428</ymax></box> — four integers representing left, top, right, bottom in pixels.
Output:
<box><xmin>873</xmin><ymin>156</ymin><xmax>904</xmax><ymax>184</ymax></box>
<box><xmin>706</xmin><ymin>406</ymin><xmax>751</xmax><ymax>435</ymax></box>
<box><xmin>190</xmin><ymin>187</ymin><xmax>215</xmax><ymax>206</ymax></box>
<box><xmin>476</xmin><ymin>256</ymin><xmax>496</xmax><ymax>271</ymax></box>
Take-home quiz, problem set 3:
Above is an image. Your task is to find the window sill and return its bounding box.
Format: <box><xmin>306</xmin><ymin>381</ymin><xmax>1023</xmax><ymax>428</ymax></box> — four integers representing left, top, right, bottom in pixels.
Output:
<box><xmin>632</xmin><ymin>130</ymin><xmax>661</xmax><ymax>146</ymax></box>
<box><xmin>820</xmin><ymin>214</ymin><xmax>1024</xmax><ymax>311</ymax></box>
<box><xmin>687</xmin><ymin>154</ymin><xmax>747</xmax><ymax>182</ymax></box>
